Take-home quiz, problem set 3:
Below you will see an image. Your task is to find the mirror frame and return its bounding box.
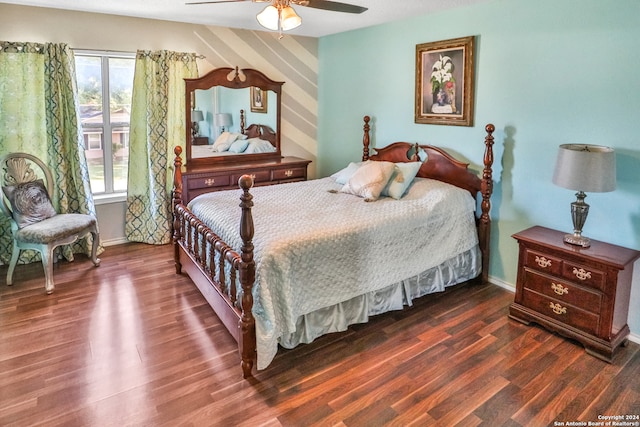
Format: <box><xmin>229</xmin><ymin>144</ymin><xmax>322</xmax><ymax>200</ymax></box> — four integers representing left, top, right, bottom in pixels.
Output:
<box><xmin>185</xmin><ymin>66</ymin><xmax>284</xmax><ymax>166</ymax></box>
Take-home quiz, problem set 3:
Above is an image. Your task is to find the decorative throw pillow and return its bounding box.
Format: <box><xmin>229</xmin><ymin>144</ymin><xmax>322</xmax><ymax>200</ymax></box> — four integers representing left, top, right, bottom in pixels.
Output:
<box><xmin>211</xmin><ymin>132</ymin><xmax>236</xmax><ymax>152</ymax></box>
<box><xmin>2</xmin><ymin>179</ymin><xmax>57</xmax><ymax>229</ymax></box>
<box><xmin>212</xmin><ymin>132</ymin><xmax>248</xmax><ymax>152</ymax></box>
<box><xmin>382</xmin><ymin>162</ymin><xmax>422</xmax><ymax>199</ymax></box>
<box><xmin>228</xmin><ymin>138</ymin><xmax>250</xmax><ymax>153</ymax></box>
<box><xmin>244</xmin><ymin>138</ymin><xmax>277</xmax><ymax>154</ymax></box>
<box><xmin>340</xmin><ymin>160</ymin><xmax>396</xmax><ymax>201</ymax></box>
<box><xmin>331</xmin><ymin>161</ymin><xmax>364</xmax><ymax>185</ymax></box>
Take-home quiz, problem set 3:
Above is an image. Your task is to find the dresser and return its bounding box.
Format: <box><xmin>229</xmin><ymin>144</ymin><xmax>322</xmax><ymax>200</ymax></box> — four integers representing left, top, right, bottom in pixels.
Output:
<box><xmin>180</xmin><ymin>156</ymin><xmax>311</xmax><ymax>203</ymax></box>
<box><xmin>509</xmin><ymin>226</ymin><xmax>640</xmax><ymax>362</ymax></box>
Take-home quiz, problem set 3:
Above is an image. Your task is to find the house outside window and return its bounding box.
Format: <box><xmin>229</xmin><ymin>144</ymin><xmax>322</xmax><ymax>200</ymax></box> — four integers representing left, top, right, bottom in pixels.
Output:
<box><xmin>74</xmin><ymin>51</ymin><xmax>135</xmax><ymax>196</ymax></box>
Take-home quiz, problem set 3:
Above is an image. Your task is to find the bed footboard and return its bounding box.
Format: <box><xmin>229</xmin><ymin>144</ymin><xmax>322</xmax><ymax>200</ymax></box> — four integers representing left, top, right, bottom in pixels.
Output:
<box><xmin>172</xmin><ymin>147</ymin><xmax>256</xmax><ymax>378</ymax></box>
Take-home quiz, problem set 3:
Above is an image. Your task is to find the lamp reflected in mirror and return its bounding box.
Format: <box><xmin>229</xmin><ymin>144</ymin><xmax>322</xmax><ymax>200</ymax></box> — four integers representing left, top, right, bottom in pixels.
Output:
<box><xmin>191</xmin><ymin>110</ymin><xmax>204</xmax><ymax>138</ymax></box>
<box><xmin>215</xmin><ymin>113</ymin><xmax>232</xmax><ymax>135</ymax></box>
<box><xmin>552</xmin><ymin>144</ymin><xmax>616</xmax><ymax>248</ymax></box>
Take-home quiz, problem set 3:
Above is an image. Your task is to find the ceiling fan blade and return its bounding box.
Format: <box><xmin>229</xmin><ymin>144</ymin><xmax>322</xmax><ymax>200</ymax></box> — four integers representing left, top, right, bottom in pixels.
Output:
<box><xmin>294</xmin><ymin>0</ymin><xmax>367</xmax><ymax>14</ymax></box>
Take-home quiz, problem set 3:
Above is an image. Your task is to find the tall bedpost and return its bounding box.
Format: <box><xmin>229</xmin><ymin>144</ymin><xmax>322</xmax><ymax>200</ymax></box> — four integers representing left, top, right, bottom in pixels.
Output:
<box><xmin>172</xmin><ymin>146</ymin><xmax>184</xmax><ymax>274</ymax></box>
<box><xmin>362</xmin><ymin>115</ymin><xmax>371</xmax><ymax>161</ymax></box>
<box><xmin>238</xmin><ymin>174</ymin><xmax>256</xmax><ymax>378</ymax></box>
<box><xmin>479</xmin><ymin>124</ymin><xmax>495</xmax><ymax>284</ymax></box>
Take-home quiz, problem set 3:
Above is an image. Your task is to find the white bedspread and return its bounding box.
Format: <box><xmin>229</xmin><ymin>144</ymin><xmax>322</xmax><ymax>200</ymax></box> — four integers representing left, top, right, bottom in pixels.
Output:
<box><xmin>188</xmin><ymin>176</ymin><xmax>479</xmax><ymax>369</ymax></box>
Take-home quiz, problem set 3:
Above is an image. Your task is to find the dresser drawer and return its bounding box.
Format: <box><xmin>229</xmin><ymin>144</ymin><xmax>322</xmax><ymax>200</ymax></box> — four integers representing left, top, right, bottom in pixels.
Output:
<box><xmin>231</xmin><ymin>170</ymin><xmax>271</xmax><ymax>184</ymax></box>
<box><xmin>521</xmin><ymin>288</ymin><xmax>599</xmax><ymax>335</ymax></box>
<box><xmin>186</xmin><ymin>174</ymin><xmax>231</xmax><ymax>190</ymax></box>
<box><xmin>523</xmin><ymin>249</ymin><xmax>563</xmax><ymax>276</ymax></box>
<box><xmin>272</xmin><ymin>166</ymin><xmax>306</xmax><ymax>181</ymax></box>
<box><xmin>522</xmin><ymin>269</ymin><xmax>602</xmax><ymax>313</ymax></box>
<box><xmin>562</xmin><ymin>261</ymin><xmax>605</xmax><ymax>291</ymax></box>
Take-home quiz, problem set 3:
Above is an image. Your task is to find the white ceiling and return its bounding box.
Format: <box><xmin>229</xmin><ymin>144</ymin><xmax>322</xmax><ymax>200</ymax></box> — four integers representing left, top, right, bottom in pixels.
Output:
<box><xmin>2</xmin><ymin>0</ymin><xmax>492</xmax><ymax>38</ymax></box>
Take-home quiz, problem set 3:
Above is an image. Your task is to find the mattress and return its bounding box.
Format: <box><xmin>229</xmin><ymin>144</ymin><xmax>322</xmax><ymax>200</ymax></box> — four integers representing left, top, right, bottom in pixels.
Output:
<box><xmin>188</xmin><ymin>176</ymin><xmax>480</xmax><ymax>369</ymax></box>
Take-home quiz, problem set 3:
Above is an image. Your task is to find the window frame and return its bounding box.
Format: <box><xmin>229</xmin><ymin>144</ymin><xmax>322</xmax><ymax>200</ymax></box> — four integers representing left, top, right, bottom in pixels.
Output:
<box><xmin>74</xmin><ymin>49</ymin><xmax>135</xmax><ymax>203</ymax></box>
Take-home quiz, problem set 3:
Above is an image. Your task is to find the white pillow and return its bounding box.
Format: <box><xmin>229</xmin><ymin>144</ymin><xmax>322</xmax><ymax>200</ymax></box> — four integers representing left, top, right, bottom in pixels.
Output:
<box><xmin>340</xmin><ymin>161</ymin><xmax>396</xmax><ymax>201</ymax></box>
<box><xmin>212</xmin><ymin>132</ymin><xmax>246</xmax><ymax>152</ymax></box>
<box><xmin>244</xmin><ymin>138</ymin><xmax>276</xmax><ymax>154</ymax></box>
<box><xmin>382</xmin><ymin>162</ymin><xmax>422</xmax><ymax>199</ymax></box>
<box><xmin>331</xmin><ymin>161</ymin><xmax>363</xmax><ymax>185</ymax></box>
<box><xmin>228</xmin><ymin>138</ymin><xmax>250</xmax><ymax>153</ymax></box>
<box><xmin>211</xmin><ymin>132</ymin><xmax>236</xmax><ymax>152</ymax></box>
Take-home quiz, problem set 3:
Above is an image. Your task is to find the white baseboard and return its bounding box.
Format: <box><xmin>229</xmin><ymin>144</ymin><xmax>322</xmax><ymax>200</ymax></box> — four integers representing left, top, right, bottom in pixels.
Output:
<box><xmin>101</xmin><ymin>237</ymin><xmax>129</xmax><ymax>247</ymax></box>
<box><xmin>487</xmin><ymin>275</ymin><xmax>640</xmax><ymax>345</ymax></box>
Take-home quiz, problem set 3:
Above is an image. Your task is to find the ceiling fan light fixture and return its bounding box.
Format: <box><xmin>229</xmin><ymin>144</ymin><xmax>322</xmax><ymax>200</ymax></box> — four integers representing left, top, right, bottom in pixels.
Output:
<box><xmin>256</xmin><ymin>5</ymin><xmax>280</xmax><ymax>31</ymax></box>
<box><xmin>280</xmin><ymin>6</ymin><xmax>302</xmax><ymax>31</ymax></box>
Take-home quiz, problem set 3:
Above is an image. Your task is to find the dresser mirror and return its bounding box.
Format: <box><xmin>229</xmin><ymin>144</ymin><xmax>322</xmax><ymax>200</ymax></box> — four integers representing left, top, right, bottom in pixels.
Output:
<box><xmin>185</xmin><ymin>67</ymin><xmax>283</xmax><ymax>166</ymax></box>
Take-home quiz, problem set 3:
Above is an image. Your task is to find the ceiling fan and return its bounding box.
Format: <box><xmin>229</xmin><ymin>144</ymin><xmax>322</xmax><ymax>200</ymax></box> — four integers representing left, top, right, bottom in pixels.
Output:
<box><xmin>186</xmin><ymin>0</ymin><xmax>368</xmax><ymax>36</ymax></box>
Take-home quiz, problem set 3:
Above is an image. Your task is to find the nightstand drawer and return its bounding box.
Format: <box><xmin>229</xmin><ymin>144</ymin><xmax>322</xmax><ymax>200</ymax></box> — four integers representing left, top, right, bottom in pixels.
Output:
<box><xmin>187</xmin><ymin>174</ymin><xmax>231</xmax><ymax>190</ymax></box>
<box><xmin>523</xmin><ymin>249</ymin><xmax>563</xmax><ymax>276</ymax></box>
<box><xmin>523</xmin><ymin>269</ymin><xmax>602</xmax><ymax>313</ymax></box>
<box><xmin>562</xmin><ymin>261</ymin><xmax>605</xmax><ymax>291</ymax></box>
<box><xmin>522</xmin><ymin>288</ymin><xmax>599</xmax><ymax>335</ymax></box>
<box><xmin>272</xmin><ymin>167</ymin><xmax>306</xmax><ymax>180</ymax></box>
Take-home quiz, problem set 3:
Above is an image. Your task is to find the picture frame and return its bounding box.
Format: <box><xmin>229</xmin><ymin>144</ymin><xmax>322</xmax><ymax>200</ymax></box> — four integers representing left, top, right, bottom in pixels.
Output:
<box><xmin>250</xmin><ymin>86</ymin><xmax>267</xmax><ymax>113</ymax></box>
<box><xmin>415</xmin><ymin>36</ymin><xmax>475</xmax><ymax>126</ymax></box>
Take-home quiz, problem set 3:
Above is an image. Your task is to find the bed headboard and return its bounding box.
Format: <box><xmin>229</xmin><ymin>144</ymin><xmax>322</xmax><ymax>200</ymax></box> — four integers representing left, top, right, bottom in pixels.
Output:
<box><xmin>360</xmin><ymin>115</ymin><xmax>494</xmax><ymax>284</ymax></box>
<box><xmin>361</xmin><ymin>116</ymin><xmax>494</xmax><ymax>197</ymax></box>
<box><xmin>239</xmin><ymin>109</ymin><xmax>277</xmax><ymax>146</ymax></box>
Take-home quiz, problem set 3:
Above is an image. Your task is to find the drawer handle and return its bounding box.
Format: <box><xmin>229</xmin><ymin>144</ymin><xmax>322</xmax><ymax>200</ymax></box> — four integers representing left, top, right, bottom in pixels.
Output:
<box><xmin>204</xmin><ymin>178</ymin><xmax>215</xmax><ymax>186</ymax></box>
<box><xmin>551</xmin><ymin>283</ymin><xmax>569</xmax><ymax>296</ymax></box>
<box><xmin>572</xmin><ymin>267</ymin><xmax>591</xmax><ymax>281</ymax></box>
<box><xmin>284</xmin><ymin>169</ymin><xmax>293</xmax><ymax>177</ymax></box>
<box><xmin>549</xmin><ymin>302</ymin><xmax>567</xmax><ymax>315</ymax></box>
<box><xmin>535</xmin><ymin>256</ymin><xmax>552</xmax><ymax>268</ymax></box>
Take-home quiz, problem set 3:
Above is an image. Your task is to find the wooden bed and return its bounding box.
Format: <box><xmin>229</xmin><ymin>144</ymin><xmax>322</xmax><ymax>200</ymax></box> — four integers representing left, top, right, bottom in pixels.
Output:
<box><xmin>239</xmin><ymin>109</ymin><xmax>277</xmax><ymax>147</ymax></box>
<box><xmin>172</xmin><ymin>116</ymin><xmax>495</xmax><ymax>378</ymax></box>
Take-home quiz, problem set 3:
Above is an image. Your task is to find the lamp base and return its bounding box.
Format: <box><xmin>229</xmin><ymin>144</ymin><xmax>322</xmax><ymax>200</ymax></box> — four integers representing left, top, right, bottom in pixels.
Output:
<box><xmin>564</xmin><ymin>233</ymin><xmax>591</xmax><ymax>248</ymax></box>
<box><xmin>564</xmin><ymin>191</ymin><xmax>591</xmax><ymax>248</ymax></box>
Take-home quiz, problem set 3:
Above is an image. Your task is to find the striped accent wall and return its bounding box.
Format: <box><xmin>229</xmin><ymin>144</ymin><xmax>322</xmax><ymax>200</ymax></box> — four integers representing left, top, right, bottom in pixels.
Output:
<box><xmin>191</xmin><ymin>25</ymin><xmax>319</xmax><ymax>176</ymax></box>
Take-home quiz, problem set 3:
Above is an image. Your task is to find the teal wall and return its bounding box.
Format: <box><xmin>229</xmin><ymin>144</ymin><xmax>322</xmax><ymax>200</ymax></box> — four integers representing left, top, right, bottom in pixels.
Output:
<box><xmin>318</xmin><ymin>0</ymin><xmax>640</xmax><ymax>334</ymax></box>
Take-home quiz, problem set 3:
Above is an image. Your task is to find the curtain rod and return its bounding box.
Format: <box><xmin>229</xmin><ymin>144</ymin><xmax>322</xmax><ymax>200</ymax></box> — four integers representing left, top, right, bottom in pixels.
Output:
<box><xmin>72</xmin><ymin>47</ymin><xmax>205</xmax><ymax>59</ymax></box>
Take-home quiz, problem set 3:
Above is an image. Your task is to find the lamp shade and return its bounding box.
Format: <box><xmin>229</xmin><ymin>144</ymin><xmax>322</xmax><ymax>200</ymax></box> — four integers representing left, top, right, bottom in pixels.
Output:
<box><xmin>280</xmin><ymin>6</ymin><xmax>302</xmax><ymax>31</ymax></box>
<box><xmin>191</xmin><ymin>110</ymin><xmax>204</xmax><ymax>122</ymax></box>
<box><xmin>214</xmin><ymin>113</ymin><xmax>232</xmax><ymax>128</ymax></box>
<box><xmin>256</xmin><ymin>5</ymin><xmax>279</xmax><ymax>31</ymax></box>
<box><xmin>552</xmin><ymin>144</ymin><xmax>616</xmax><ymax>193</ymax></box>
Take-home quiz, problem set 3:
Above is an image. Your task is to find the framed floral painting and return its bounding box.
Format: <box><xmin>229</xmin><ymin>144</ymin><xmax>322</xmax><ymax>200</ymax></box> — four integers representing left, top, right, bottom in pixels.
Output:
<box><xmin>415</xmin><ymin>36</ymin><xmax>475</xmax><ymax>126</ymax></box>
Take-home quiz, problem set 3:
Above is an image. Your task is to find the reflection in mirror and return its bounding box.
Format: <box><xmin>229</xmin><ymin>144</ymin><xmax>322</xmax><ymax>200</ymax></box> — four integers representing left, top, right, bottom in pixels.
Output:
<box><xmin>192</xmin><ymin>87</ymin><xmax>277</xmax><ymax>142</ymax></box>
<box><xmin>184</xmin><ymin>67</ymin><xmax>283</xmax><ymax>165</ymax></box>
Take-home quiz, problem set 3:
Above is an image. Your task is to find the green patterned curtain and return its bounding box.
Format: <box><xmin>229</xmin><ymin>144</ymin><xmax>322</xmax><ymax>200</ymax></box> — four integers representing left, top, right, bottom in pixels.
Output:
<box><xmin>0</xmin><ymin>41</ymin><xmax>99</xmax><ymax>264</ymax></box>
<box><xmin>125</xmin><ymin>50</ymin><xmax>198</xmax><ymax>244</ymax></box>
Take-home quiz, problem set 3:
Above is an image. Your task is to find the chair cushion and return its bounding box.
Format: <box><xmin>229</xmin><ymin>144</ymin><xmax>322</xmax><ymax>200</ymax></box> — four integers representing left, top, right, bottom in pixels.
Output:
<box><xmin>15</xmin><ymin>213</ymin><xmax>97</xmax><ymax>244</ymax></box>
<box><xmin>2</xmin><ymin>179</ymin><xmax>57</xmax><ymax>228</ymax></box>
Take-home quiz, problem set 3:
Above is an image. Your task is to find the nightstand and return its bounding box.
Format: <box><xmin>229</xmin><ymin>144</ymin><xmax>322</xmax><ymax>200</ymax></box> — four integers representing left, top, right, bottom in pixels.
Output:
<box><xmin>192</xmin><ymin>136</ymin><xmax>209</xmax><ymax>145</ymax></box>
<box><xmin>509</xmin><ymin>226</ymin><xmax>640</xmax><ymax>362</ymax></box>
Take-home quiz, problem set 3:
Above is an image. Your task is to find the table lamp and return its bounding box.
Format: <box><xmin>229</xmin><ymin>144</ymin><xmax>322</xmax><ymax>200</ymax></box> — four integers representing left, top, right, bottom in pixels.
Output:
<box><xmin>552</xmin><ymin>144</ymin><xmax>616</xmax><ymax>248</ymax></box>
<box><xmin>215</xmin><ymin>113</ymin><xmax>232</xmax><ymax>134</ymax></box>
<box><xmin>191</xmin><ymin>110</ymin><xmax>204</xmax><ymax>138</ymax></box>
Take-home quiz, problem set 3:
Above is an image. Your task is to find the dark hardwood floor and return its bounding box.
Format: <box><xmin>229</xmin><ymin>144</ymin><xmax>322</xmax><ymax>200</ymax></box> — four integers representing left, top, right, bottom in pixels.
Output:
<box><xmin>1</xmin><ymin>243</ymin><xmax>638</xmax><ymax>427</ymax></box>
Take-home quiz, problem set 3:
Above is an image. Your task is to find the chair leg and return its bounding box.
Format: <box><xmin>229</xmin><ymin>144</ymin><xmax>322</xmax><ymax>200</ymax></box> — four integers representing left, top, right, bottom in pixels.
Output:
<box><xmin>90</xmin><ymin>229</ymin><xmax>101</xmax><ymax>267</ymax></box>
<box><xmin>6</xmin><ymin>242</ymin><xmax>20</xmax><ymax>286</ymax></box>
<box><xmin>42</xmin><ymin>246</ymin><xmax>55</xmax><ymax>294</ymax></box>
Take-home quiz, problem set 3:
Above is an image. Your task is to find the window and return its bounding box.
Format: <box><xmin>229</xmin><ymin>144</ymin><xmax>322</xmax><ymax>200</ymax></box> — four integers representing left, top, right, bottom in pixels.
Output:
<box><xmin>75</xmin><ymin>51</ymin><xmax>135</xmax><ymax>196</ymax></box>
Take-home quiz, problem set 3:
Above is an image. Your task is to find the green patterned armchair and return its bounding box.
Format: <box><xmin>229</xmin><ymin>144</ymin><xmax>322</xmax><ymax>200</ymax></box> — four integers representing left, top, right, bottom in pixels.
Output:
<box><xmin>0</xmin><ymin>153</ymin><xmax>100</xmax><ymax>294</ymax></box>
